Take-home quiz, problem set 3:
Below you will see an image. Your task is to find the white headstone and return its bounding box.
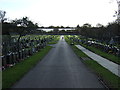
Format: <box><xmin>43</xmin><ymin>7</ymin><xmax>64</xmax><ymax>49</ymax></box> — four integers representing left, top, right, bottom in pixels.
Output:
<box><xmin>109</xmin><ymin>38</ymin><xmax>114</xmax><ymax>45</ymax></box>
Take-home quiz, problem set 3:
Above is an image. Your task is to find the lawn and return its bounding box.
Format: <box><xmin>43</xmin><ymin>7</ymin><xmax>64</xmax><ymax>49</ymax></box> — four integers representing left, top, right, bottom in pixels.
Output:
<box><xmin>72</xmin><ymin>45</ymin><xmax>119</xmax><ymax>89</ymax></box>
<box><xmin>65</xmin><ymin>37</ymin><xmax>120</xmax><ymax>89</ymax></box>
<box><xmin>48</xmin><ymin>35</ymin><xmax>60</xmax><ymax>44</ymax></box>
<box><xmin>84</xmin><ymin>60</ymin><xmax>119</xmax><ymax>88</ymax></box>
<box><xmin>80</xmin><ymin>43</ymin><xmax>120</xmax><ymax>65</ymax></box>
<box><xmin>2</xmin><ymin>46</ymin><xmax>52</xmax><ymax>88</ymax></box>
<box><xmin>66</xmin><ymin>35</ymin><xmax>120</xmax><ymax>64</ymax></box>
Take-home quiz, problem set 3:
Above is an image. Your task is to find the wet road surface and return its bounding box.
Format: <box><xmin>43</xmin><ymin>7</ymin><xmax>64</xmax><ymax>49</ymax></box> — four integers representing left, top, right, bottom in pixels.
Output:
<box><xmin>12</xmin><ymin>36</ymin><xmax>105</xmax><ymax>88</ymax></box>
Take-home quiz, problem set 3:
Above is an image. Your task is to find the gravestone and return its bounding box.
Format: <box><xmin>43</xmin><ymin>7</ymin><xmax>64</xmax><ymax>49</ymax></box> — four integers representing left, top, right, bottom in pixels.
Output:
<box><xmin>6</xmin><ymin>52</ymin><xmax>13</xmax><ymax>66</ymax></box>
<box><xmin>11</xmin><ymin>52</ymin><xmax>16</xmax><ymax>64</ymax></box>
<box><xmin>22</xmin><ymin>49</ymin><xmax>25</xmax><ymax>59</ymax></box>
<box><xmin>1</xmin><ymin>55</ymin><xmax>6</xmax><ymax>69</ymax></box>
<box><xmin>109</xmin><ymin>38</ymin><xmax>114</xmax><ymax>45</ymax></box>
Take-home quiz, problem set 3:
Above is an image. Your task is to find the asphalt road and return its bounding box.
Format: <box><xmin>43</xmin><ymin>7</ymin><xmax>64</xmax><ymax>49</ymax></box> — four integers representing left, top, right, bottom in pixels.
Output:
<box><xmin>12</xmin><ymin>36</ymin><xmax>105</xmax><ymax>88</ymax></box>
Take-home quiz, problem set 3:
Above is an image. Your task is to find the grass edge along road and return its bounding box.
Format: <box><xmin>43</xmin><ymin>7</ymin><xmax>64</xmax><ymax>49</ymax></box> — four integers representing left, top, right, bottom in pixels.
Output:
<box><xmin>2</xmin><ymin>46</ymin><xmax>52</xmax><ymax>88</ymax></box>
<box><xmin>79</xmin><ymin>43</ymin><xmax>120</xmax><ymax>65</ymax></box>
<box><xmin>66</xmin><ymin>35</ymin><xmax>120</xmax><ymax>65</ymax></box>
<box><xmin>48</xmin><ymin>35</ymin><xmax>60</xmax><ymax>44</ymax></box>
<box><xmin>65</xmin><ymin>36</ymin><xmax>120</xmax><ymax>89</ymax></box>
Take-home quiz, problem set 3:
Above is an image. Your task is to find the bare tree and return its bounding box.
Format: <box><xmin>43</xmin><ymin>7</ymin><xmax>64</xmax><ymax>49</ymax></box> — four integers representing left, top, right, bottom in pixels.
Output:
<box><xmin>0</xmin><ymin>10</ymin><xmax>6</xmax><ymax>23</ymax></box>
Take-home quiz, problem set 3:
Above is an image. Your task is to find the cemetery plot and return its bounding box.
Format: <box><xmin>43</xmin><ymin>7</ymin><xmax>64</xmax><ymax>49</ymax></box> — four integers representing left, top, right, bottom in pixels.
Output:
<box><xmin>65</xmin><ymin>35</ymin><xmax>120</xmax><ymax>64</ymax></box>
<box><xmin>2</xmin><ymin>46</ymin><xmax>52</xmax><ymax>88</ymax></box>
<box><xmin>1</xmin><ymin>35</ymin><xmax>59</xmax><ymax>70</ymax></box>
<box><xmin>65</xmin><ymin>36</ymin><xmax>120</xmax><ymax>88</ymax></box>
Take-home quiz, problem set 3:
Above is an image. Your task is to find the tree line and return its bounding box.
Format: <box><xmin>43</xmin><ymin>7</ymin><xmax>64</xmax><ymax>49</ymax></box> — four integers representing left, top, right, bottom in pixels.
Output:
<box><xmin>76</xmin><ymin>23</ymin><xmax>120</xmax><ymax>44</ymax></box>
<box><xmin>1</xmin><ymin>10</ymin><xmax>120</xmax><ymax>44</ymax></box>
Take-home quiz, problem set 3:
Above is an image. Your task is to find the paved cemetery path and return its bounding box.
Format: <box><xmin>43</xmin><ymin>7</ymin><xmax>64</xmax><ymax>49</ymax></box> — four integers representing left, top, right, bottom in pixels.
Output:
<box><xmin>12</xmin><ymin>36</ymin><xmax>105</xmax><ymax>88</ymax></box>
<box><xmin>76</xmin><ymin>45</ymin><xmax>120</xmax><ymax>77</ymax></box>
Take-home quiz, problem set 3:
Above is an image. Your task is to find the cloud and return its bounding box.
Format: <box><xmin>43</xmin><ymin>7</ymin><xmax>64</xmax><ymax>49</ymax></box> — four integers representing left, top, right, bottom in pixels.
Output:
<box><xmin>0</xmin><ymin>0</ymin><xmax>118</xmax><ymax>26</ymax></box>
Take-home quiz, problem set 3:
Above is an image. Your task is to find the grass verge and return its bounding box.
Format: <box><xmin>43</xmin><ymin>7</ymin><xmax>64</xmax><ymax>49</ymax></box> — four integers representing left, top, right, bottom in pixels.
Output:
<box><xmin>65</xmin><ymin>37</ymin><xmax>119</xmax><ymax>89</ymax></box>
<box><xmin>48</xmin><ymin>35</ymin><xmax>60</xmax><ymax>44</ymax></box>
<box><xmin>84</xmin><ymin>60</ymin><xmax>119</xmax><ymax>89</ymax></box>
<box><xmin>2</xmin><ymin>46</ymin><xmax>52</xmax><ymax>88</ymax></box>
<box><xmin>79</xmin><ymin>43</ymin><xmax>120</xmax><ymax>65</ymax></box>
<box><xmin>72</xmin><ymin>45</ymin><xmax>120</xmax><ymax>89</ymax></box>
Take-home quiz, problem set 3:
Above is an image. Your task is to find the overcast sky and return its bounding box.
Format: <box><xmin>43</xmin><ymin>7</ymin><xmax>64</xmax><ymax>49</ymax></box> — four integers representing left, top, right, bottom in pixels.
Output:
<box><xmin>0</xmin><ymin>0</ymin><xmax>118</xmax><ymax>27</ymax></box>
